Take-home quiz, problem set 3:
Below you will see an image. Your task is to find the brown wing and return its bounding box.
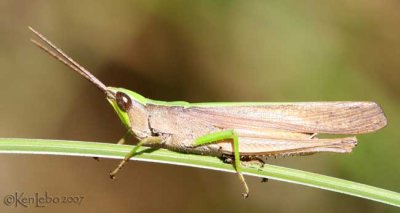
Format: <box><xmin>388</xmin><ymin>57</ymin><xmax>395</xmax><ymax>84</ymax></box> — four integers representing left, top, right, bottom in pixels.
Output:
<box><xmin>184</xmin><ymin>102</ymin><xmax>387</xmax><ymax>134</ymax></box>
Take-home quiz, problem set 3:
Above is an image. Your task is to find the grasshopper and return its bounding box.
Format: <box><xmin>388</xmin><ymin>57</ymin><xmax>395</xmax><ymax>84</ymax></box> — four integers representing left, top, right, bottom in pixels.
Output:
<box><xmin>29</xmin><ymin>27</ymin><xmax>387</xmax><ymax>198</ymax></box>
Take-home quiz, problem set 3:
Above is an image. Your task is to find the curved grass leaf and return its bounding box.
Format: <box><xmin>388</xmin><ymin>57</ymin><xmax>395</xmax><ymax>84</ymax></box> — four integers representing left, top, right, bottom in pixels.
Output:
<box><xmin>0</xmin><ymin>138</ymin><xmax>399</xmax><ymax>207</ymax></box>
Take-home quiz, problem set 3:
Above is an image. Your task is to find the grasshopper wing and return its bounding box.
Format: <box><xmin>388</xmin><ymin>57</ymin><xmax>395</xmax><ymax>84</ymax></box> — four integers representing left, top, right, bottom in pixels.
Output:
<box><xmin>185</xmin><ymin>102</ymin><xmax>387</xmax><ymax>135</ymax></box>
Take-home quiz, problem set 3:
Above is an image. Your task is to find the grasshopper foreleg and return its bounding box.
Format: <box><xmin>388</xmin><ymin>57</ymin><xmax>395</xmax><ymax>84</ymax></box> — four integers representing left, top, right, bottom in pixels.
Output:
<box><xmin>194</xmin><ymin>130</ymin><xmax>249</xmax><ymax>198</ymax></box>
<box><xmin>109</xmin><ymin>136</ymin><xmax>162</xmax><ymax>179</ymax></box>
<box><xmin>93</xmin><ymin>131</ymin><xmax>132</xmax><ymax>161</ymax></box>
<box><xmin>117</xmin><ymin>130</ymin><xmax>133</xmax><ymax>145</ymax></box>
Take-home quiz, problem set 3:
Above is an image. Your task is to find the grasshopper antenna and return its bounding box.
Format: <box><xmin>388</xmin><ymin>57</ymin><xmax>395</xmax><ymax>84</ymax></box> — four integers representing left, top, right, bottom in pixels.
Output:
<box><xmin>28</xmin><ymin>26</ymin><xmax>114</xmax><ymax>99</ymax></box>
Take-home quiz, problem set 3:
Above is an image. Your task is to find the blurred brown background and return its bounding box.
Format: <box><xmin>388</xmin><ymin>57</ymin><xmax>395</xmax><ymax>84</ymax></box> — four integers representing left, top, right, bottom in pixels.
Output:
<box><xmin>0</xmin><ymin>1</ymin><xmax>399</xmax><ymax>212</ymax></box>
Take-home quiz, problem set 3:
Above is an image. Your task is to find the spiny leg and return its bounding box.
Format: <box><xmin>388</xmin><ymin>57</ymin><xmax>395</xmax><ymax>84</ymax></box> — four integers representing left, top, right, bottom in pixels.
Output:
<box><xmin>194</xmin><ymin>130</ymin><xmax>249</xmax><ymax>198</ymax></box>
<box><xmin>109</xmin><ymin>136</ymin><xmax>162</xmax><ymax>179</ymax></box>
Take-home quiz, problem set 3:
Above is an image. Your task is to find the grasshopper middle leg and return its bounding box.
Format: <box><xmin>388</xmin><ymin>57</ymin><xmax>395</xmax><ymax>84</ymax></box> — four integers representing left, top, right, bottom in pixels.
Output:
<box><xmin>109</xmin><ymin>136</ymin><xmax>162</xmax><ymax>179</ymax></box>
<box><xmin>194</xmin><ymin>130</ymin><xmax>249</xmax><ymax>198</ymax></box>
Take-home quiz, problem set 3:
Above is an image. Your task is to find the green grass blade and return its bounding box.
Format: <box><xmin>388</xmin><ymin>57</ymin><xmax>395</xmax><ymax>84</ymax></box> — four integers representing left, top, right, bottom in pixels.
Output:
<box><xmin>0</xmin><ymin>138</ymin><xmax>399</xmax><ymax>207</ymax></box>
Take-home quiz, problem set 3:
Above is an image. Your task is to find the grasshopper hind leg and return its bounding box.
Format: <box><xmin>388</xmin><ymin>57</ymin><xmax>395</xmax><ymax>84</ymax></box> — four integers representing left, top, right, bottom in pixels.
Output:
<box><xmin>194</xmin><ymin>130</ymin><xmax>250</xmax><ymax>198</ymax></box>
<box><xmin>221</xmin><ymin>150</ymin><xmax>268</xmax><ymax>185</ymax></box>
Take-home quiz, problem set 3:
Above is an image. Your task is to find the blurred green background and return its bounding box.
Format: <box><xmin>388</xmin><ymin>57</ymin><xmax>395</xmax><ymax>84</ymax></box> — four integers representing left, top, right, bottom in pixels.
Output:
<box><xmin>0</xmin><ymin>1</ymin><xmax>399</xmax><ymax>212</ymax></box>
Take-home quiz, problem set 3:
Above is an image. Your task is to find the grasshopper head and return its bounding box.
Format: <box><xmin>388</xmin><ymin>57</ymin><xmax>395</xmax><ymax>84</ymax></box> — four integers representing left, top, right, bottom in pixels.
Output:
<box><xmin>106</xmin><ymin>87</ymin><xmax>148</xmax><ymax>130</ymax></box>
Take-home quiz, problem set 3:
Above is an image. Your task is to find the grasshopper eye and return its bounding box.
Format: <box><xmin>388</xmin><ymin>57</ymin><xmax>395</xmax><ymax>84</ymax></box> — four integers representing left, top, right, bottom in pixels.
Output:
<box><xmin>116</xmin><ymin>92</ymin><xmax>132</xmax><ymax>112</ymax></box>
